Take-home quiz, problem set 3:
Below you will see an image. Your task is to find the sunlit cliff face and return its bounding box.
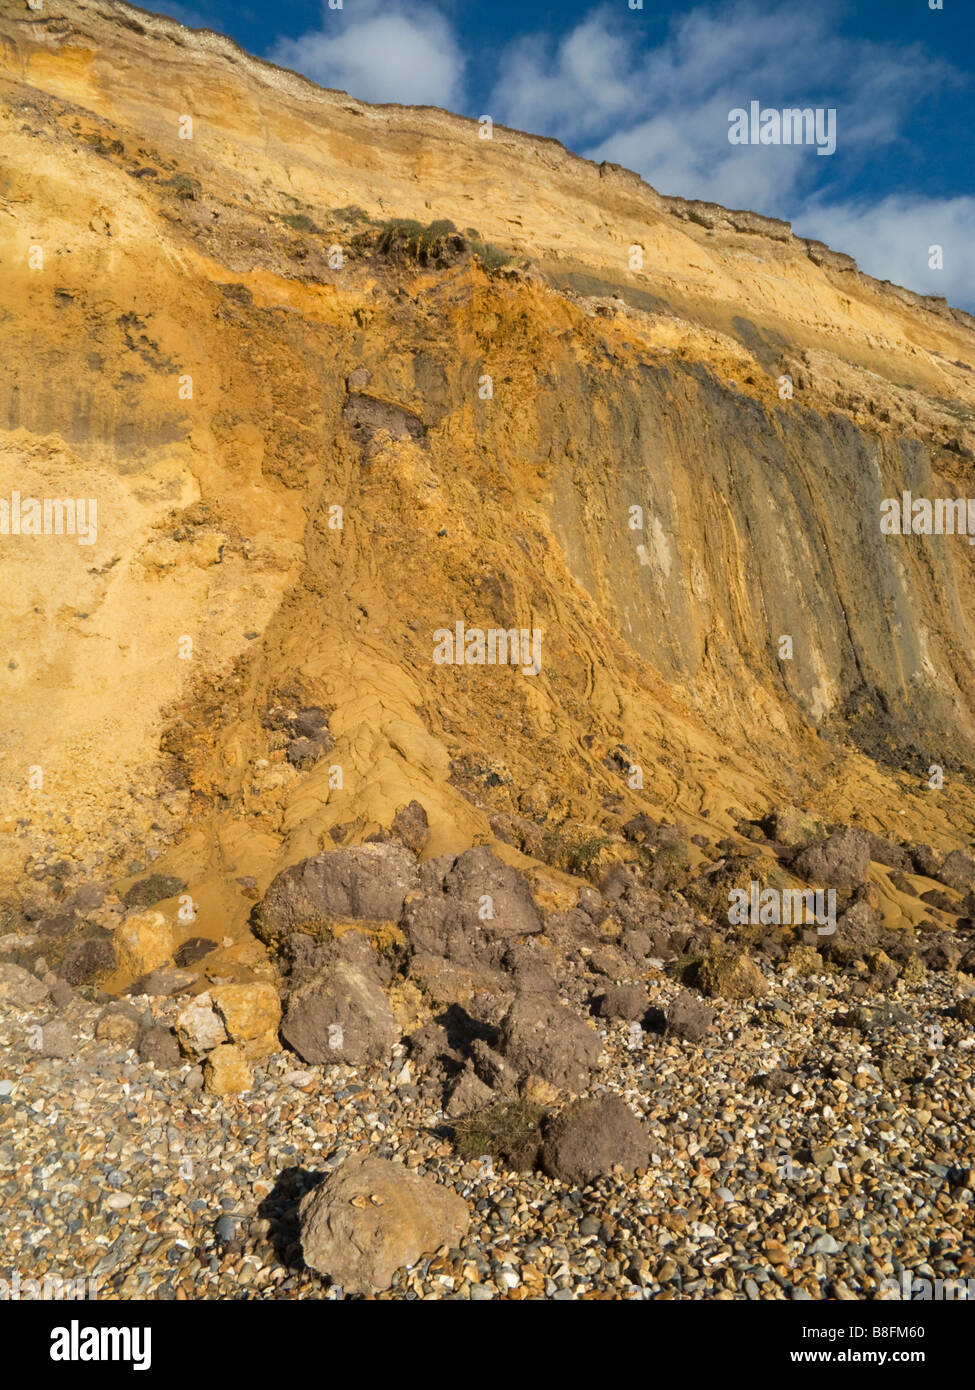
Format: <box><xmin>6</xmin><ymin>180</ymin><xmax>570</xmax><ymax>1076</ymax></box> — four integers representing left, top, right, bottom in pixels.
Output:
<box><xmin>2</xmin><ymin>0</ymin><xmax>975</xmax><ymax>935</ymax></box>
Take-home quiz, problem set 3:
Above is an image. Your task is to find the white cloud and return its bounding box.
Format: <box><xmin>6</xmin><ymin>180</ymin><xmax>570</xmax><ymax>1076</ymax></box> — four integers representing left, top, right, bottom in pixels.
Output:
<box><xmin>490</xmin><ymin>2</ymin><xmax>949</xmax><ymax>216</ymax></box>
<box><xmin>267</xmin><ymin>0</ymin><xmax>465</xmax><ymax>108</ymax></box>
<box><xmin>486</xmin><ymin>1</ymin><xmax>971</xmax><ymax>305</ymax></box>
<box><xmin>489</xmin><ymin>12</ymin><xmax>636</xmax><ymax>143</ymax></box>
<box><xmin>796</xmin><ymin>195</ymin><xmax>975</xmax><ymax>311</ymax></box>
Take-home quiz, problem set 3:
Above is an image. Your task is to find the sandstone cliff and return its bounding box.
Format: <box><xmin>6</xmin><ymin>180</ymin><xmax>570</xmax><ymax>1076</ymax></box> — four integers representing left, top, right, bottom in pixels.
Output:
<box><xmin>2</xmin><ymin>0</ymin><xmax>975</xmax><ymax>948</ymax></box>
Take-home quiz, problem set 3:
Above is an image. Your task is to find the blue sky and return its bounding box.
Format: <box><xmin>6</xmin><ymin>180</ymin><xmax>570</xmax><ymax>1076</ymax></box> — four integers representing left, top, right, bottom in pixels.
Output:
<box><xmin>145</xmin><ymin>0</ymin><xmax>973</xmax><ymax>309</ymax></box>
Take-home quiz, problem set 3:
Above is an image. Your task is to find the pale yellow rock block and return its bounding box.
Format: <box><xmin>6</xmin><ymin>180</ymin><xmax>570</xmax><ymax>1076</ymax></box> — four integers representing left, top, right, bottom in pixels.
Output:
<box><xmin>210</xmin><ymin>982</ymin><xmax>282</xmax><ymax>1059</ymax></box>
<box><xmin>204</xmin><ymin>1044</ymin><xmax>253</xmax><ymax>1096</ymax></box>
<box><xmin>114</xmin><ymin>911</ymin><xmax>174</xmax><ymax>977</ymax></box>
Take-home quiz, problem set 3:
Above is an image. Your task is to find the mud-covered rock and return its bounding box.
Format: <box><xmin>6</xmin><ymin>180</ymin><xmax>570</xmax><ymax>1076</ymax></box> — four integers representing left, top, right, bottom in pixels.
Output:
<box><xmin>407</xmin><ymin>1019</ymin><xmax>464</xmax><ymax>1096</ymax></box>
<box><xmin>540</xmin><ymin>1096</ymin><xmax>651</xmax><ymax>1183</ymax></box>
<box><xmin>498</xmin><ymin>992</ymin><xmax>601</xmax><ymax>1093</ymax></box>
<box><xmin>256</xmin><ymin>843</ymin><xmax>419</xmax><ymax>949</ymax></box>
<box><xmin>665</xmin><ymin>989</ymin><xmax>715</xmax><ymax>1041</ymax></box>
<box><xmin>138</xmin><ymin>1024</ymin><xmax>182</xmax><ymax>1068</ymax></box>
<box><xmin>785</xmin><ymin>944</ymin><xmax>824</xmax><ymax>976</ymax></box>
<box><xmin>174</xmin><ymin>937</ymin><xmax>218</xmax><ymax>967</ymax></box>
<box><xmin>406</xmin><ymin>951</ymin><xmax>477</xmax><ymax>1009</ymax></box>
<box><xmin>281</xmin><ymin>962</ymin><xmax>397</xmax><ymax>1065</ymax></box>
<box><xmin>790</xmin><ymin>827</ymin><xmax>871</xmax><ymax>890</ymax></box>
<box><xmin>501</xmin><ymin>939</ymin><xmax>558</xmax><ymax>995</ymax></box>
<box><xmin>889</xmin><ymin>871</ymin><xmax>919</xmax><ymax>897</ymax></box>
<box><xmin>696</xmin><ymin>950</ymin><xmax>768</xmax><ymax>1000</ymax></box>
<box><xmin>920</xmin><ymin>938</ymin><xmax>962</xmax><ymax>972</ymax></box>
<box><xmin>95</xmin><ymin>1001</ymin><xmax>142</xmax><ymax>1048</ymax></box>
<box><xmin>469</xmin><ymin>1038</ymin><xmax>517</xmax><ymax>1095</ymax></box>
<box><xmin>937</xmin><ymin>850</ymin><xmax>975</xmax><ymax>893</ymax></box>
<box><xmin>593</xmin><ymin>982</ymin><xmax>649</xmax><ymax>1021</ymax></box>
<box><xmin>920</xmin><ymin>888</ymin><xmax>961</xmax><ymax>913</ymax></box>
<box><xmin>863</xmin><ymin>832</ymin><xmax>909</xmax><ymax>870</ymax></box>
<box><xmin>821</xmin><ymin>900</ymin><xmax>883</xmax><ymax>965</ymax></box>
<box><xmin>0</xmin><ymin>962</ymin><xmax>48</xmax><ymax>1008</ymax></box>
<box><xmin>286</xmin><ymin>737</ymin><xmax>326</xmax><ymax>767</ymax></box>
<box><xmin>57</xmin><ymin>934</ymin><xmax>116</xmax><ymax>987</ymax></box>
<box><xmin>123</xmin><ymin>873</ymin><xmax>187</xmax><ymax>909</ymax></box>
<box><xmin>390</xmin><ymin>800</ymin><xmax>430</xmax><ymax>856</ymax></box>
<box><xmin>400</xmin><ymin>846</ymin><xmax>543</xmax><ymax>967</ymax></box>
<box><xmin>911</xmin><ymin>845</ymin><xmax>942</xmax><ymax>878</ymax></box>
<box><xmin>445</xmin><ymin>1065</ymin><xmax>495</xmax><ymax>1118</ymax></box>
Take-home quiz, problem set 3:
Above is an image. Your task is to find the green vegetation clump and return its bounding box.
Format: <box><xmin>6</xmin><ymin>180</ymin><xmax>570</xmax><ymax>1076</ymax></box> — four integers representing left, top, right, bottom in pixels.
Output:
<box><xmin>166</xmin><ymin>173</ymin><xmax>201</xmax><ymax>200</ymax></box>
<box><xmin>566</xmin><ymin>832</ymin><xmax>612</xmax><ymax>876</ymax></box>
<box><xmin>424</xmin><ymin>218</ymin><xmax>458</xmax><ymax>238</ymax></box>
<box><xmin>467</xmin><ymin>237</ymin><xmax>514</xmax><ymax>271</ymax></box>
<box><xmin>331</xmin><ymin>205</ymin><xmax>371</xmax><ymax>225</ymax></box>
<box><xmin>452</xmin><ymin>1101</ymin><xmax>546</xmax><ymax>1172</ymax></box>
<box><xmin>538</xmin><ymin>825</ymin><xmax>612</xmax><ymax>879</ymax></box>
<box><xmin>667</xmin><ymin>952</ymin><xmax>704</xmax><ymax>985</ymax></box>
<box><xmin>281</xmin><ymin>212</ymin><xmax>318</xmax><ymax>233</ymax></box>
<box><xmin>376</xmin><ymin>216</ymin><xmax>458</xmax><ymax>259</ymax></box>
<box><xmin>369</xmin><ymin>216</ymin><xmax>514</xmax><ymax>271</ymax></box>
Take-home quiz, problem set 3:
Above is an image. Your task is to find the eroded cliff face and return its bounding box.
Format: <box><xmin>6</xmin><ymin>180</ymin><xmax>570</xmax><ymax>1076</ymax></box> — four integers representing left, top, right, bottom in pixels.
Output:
<box><xmin>2</xmin><ymin>0</ymin><xmax>975</xmax><ymax>944</ymax></box>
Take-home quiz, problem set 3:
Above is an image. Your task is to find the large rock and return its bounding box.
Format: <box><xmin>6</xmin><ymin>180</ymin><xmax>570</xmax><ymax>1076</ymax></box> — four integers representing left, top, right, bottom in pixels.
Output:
<box><xmin>58</xmin><ymin>934</ymin><xmax>116</xmax><ymax>986</ymax></box>
<box><xmin>790</xmin><ymin>828</ymin><xmax>870</xmax><ymax>890</ymax></box>
<box><xmin>911</xmin><ymin>845</ymin><xmax>942</xmax><ymax>878</ymax></box>
<box><xmin>175</xmin><ymin>992</ymin><xmax>228</xmax><ymax>1060</ymax></box>
<box><xmin>281</xmin><ymin>962</ymin><xmax>397</xmax><ymax>1065</ymax></box>
<box><xmin>593</xmin><ymin>983</ymin><xmax>649</xmax><ymax>1022</ymax></box>
<box><xmin>502</xmin><ymin>939</ymin><xmax>558</xmax><ymax>995</ymax></box>
<box><xmin>666</xmin><ymin>989</ymin><xmax>715</xmax><ymax>1041</ymax></box>
<box><xmin>39</xmin><ymin>1019</ymin><xmax>74</xmax><ymax>1058</ymax></box>
<box><xmin>299</xmin><ymin>1155</ymin><xmax>470</xmax><ymax>1294</ymax></box>
<box><xmin>470</xmin><ymin>1038</ymin><xmax>517</xmax><ymax>1095</ymax></box>
<box><xmin>863</xmin><ymin>832</ymin><xmax>909</xmax><ymax>871</ymax></box>
<box><xmin>138</xmin><ymin>1025</ymin><xmax>182</xmax><ymax>1068</ymax></box>
<box><xmin>445</xmin><ymin>1065</ymin><xmax>495</xmax><ymax>1118</ymax></box>
<box><xmin>210</xmin><ymin>982</ymin><xmax>281</xmax><ymax>1059</ymax></box>
<box><xmin>0</xmin><ymin>962</ymin><xmax>48</xmax><ymax>1008</ymax></box>
<box><xmin>821</xmin><ymin>900</ymin><xmax>883</xmax><ymax>965</ymax></box>
<box><xmin>114</xmin><ymin>911</ymin><xmax>174</xmax><ymax>977</ymax></box>
<box><xmin>406</xmin><ymin>951</ymin><xmax>477</xmax><ymax>1008</ymax></box>
<box><xmin>401</xmin><ymin>846</ymin><xmax>544</xmax><ymax>967</ymax></box>
<box><xmin>203</xmin><ymin>1044</ymin><xmax>253</xmax><ymax>1096</ymax></box>
<box><xmin>696</xmin><ymin>950</ymin><xmax>768</xmax><ymax>1000</ymax></box>
<box><xmin>937</xmin><ymin>850</ymin><xmax>975</xmax><ymax>893</ymax></box>
<box><xmin>498</xmin><ymin>993</ymin><xmax>601</xmax><ymax>1094</ymax></box>
<box><xmin>95</xmin><ymin>1002</ymin><xmax>142</xmax><ymax>1048</ymax></box>
<box><xmin>256</xmin><ymin>844</ymin><xmax>420</xmax><ymax>948</ymax></box>
<box><xmin>541</xmin><ymin>1096</ymin><xmax>651</xmax><ymax>1184</ymax></box>
<box><xmin>444</xmin><ymin>847</ymin><xmax>543</xmax><ymax>935</ymax></box>
<box><xmin>762</xmin><ymin>806</ymin><xmax>824</xmax><ymax>846</ymax></box>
